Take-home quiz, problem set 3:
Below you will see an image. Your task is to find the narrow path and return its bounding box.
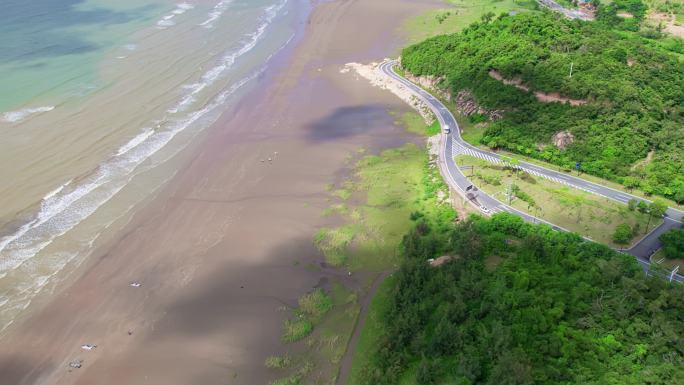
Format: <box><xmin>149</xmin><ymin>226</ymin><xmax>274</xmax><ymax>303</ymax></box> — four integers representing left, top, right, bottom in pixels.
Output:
<box><xmin>381</xmin><ymin>60</ymin><xmax>683</xmax><ymax>282</ymax></box>
<box><xmin>336</xmin><ymin>270</ymin><xmax>392</xmax><ymax>385</ymax></box>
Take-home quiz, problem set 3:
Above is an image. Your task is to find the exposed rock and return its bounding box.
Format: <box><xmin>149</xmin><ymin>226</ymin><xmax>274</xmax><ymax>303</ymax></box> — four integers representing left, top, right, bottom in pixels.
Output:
<box><xmin>427</xmin><ymin>134</ymin><xmax>440</xmax><ymax>158</ymax></box>
<box><xmin>455</xmin><ymin>90</ymin><xmax>505</xmax><ymax>121</ymax></box>
<box><xmin>552</xmin><ymin>130</ymin><xmax>575</xmax><ymax>150</ymax></box>
<box><xmin>429</xmin><ymin>255</ymin><xmax>457</xmax><ymax>267</ymax></box>
<box><xmin>404</xmin><ymin>73</ymin><xmax>451</xmax><ymax>101</ymax></box>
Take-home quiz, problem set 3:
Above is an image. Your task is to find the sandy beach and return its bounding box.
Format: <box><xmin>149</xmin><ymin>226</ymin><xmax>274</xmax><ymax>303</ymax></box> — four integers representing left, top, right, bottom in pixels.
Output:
<box><xmin>0</xmin><ymin>1</ymin><xmax>439</xmax><ymax>384</ymax></box>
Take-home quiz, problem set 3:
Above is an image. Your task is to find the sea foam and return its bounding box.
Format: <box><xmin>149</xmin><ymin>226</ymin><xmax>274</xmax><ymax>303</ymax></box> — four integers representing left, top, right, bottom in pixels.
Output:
<box><xmin>200</xmin><ymin>0</ymin><xmax>234</xmax><ymax>28</ymax></box>
<box><xmin>1</xmin><ymin>106</ymin><xmax>55</xmax><ymax>123</ymax></box>
<box><xmin>156</xmin><ymin>3</ymin><xmax>195</xmax><ymax>29</ymax></box>
<box><xmin>170</xmin><ymin>0</ymin><xmax>287</xmax><ymax>113</ymax></box>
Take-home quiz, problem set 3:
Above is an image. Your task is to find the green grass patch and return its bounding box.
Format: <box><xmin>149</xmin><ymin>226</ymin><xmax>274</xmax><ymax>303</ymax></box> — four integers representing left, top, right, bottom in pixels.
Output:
<box><xmin>314</xmin><ymin>225</ymin><xmax>358</xmax><ymax>266</ymax></box>
<box><xmin>494</xmin><ymin>149</ymin><xmax>684</xmax><ymax>211</ymax></box>
<box><xmin>315</xmin><ymin>141</ymin><xmax>455</xmax><ymax>271</ymax></box>
<box><xmin>347</xmin><ymin>275</ymin><xmax>396</xmax><ymax>385</ymax></box>
<box><xmin>265</xmin><ymin>354</ymin><xmax>293</xmax><ymax>369</ymax></box>
<box><xmin>322</xmin><ymin>203</ymin><xmax>348</xmax><ymax>217</ymax></box>
<box><xmin>282</xmin><ymin>318</ymin><xmax>314</xmax><ymax>343</ymax></box>
<box><xmin>403</xmin><ymin>0</ymin><xmax>538</xmax><ymax>45</ymax></box>
<box><xmin>333</xmin><ymin>188</ymin><xmax>352</xmax><ymax>200</ymax></box>
<box><xmin>282</xmin><ymin>289</ymin><xmax>333</xmax><ymax>343</ymax></box>
<box><xmin>455</xmin><ymin>154</ymin><xmax>661</xmax><ymax>247</ymax></box>
<box><xmin>298</xmin><ymin>125</ymin><xmax>455</xmax><ymax>383</ymax></box>
<box><xmin>398</xmin><ymin>111</ymin><xmax>440</xmax><ymax>136</ymax></box>
<box><xmin>298</xmin><ymin>289</ymin><xmax>333</xmax><ymax>321</ymax></box>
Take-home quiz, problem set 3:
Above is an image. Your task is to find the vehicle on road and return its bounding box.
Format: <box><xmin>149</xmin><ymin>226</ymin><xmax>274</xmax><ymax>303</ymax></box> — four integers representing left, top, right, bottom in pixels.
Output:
<box><xmin>480</xmin><ymin>206</ymin><xmax>490</xmax><ymax>214</ymax></box>
<box><xmin>444</xmin><ymin>124</ymin><xmax>450</xmax><ymax>134</ymax></box>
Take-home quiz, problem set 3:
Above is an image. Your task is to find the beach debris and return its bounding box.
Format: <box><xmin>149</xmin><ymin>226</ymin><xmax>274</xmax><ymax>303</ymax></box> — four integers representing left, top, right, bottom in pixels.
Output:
<box><xmin>68</xmin><ymin>360</ymin><xmax>83</xmax><ymax>369</ymax></box>
<box><xmin>268</xmin><ymin>158</ymin><xmax>272</xmax><ymax>162</ymax></box>
<box><xmin>80</xmin><ymin>344</ymin><xmax>97</xmax><ymax>351</ymax></box>
<box><xmin>129</xmin><ymin>281</ymin><xmax>142</xmax><ymax>288</ymax></box>
<box><xmin>128</xmin><ymin>330</ymin><xmax>134</xmax><ymax>336</ymax></box>
<box><xmin>260</xmin><ymin>159</ymin><xmax>265</xmax><ymax>162</ymax></box>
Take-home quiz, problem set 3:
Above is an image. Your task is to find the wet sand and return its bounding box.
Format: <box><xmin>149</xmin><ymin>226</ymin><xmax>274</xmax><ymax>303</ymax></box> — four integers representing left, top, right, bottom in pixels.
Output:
<box><xmin>0</xmin><ymin>1</ymin><xmax>439</xmax><ymax>384</ymax></box>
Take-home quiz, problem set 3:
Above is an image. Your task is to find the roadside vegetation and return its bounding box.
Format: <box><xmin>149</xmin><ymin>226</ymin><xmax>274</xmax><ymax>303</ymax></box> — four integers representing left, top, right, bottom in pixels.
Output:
<box><xmin>660</xmin><ymin>228</ymin><xmax>684</xmax><ymax>259</ymax></box>
<box><xmin>350</xmin><ymin>213</ymin><xmax>684</xmax><ymax>385</ymax></box>
<box><xmin>401</xmin><ymin>11</ymin><xmax>684</xmax><ymax>203</ymax></box>
<box><xmin>455</xmin><ymin>154</ymin><xmax>660</xmax><ymax>246</ymax></box>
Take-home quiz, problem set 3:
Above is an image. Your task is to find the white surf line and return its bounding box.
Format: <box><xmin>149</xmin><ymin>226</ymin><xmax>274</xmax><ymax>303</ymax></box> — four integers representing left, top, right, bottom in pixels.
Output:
<box><xmin>200</xmin><ymin>0</ymin><xmax>235</xmax><ymax>28</ymax></box>
<box><xmin>1</xmin><ymin>106</ymin><xmax>55</xmax><ymax>123</ymax></box>
<box><xmin>156</xmin><ymin>2</ymin><xmax>195</xmax><ymax>29</ymax></box>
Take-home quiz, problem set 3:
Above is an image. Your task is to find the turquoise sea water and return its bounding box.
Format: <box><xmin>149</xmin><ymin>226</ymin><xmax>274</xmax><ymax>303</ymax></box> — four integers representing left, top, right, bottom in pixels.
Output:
<box><xmin>0</xmin><ymin>0</ymin><xmax>170</xmax><ymax>113</ymax></box>
<box><xmin>0</xmin><ymin>0</ymin><xmax>304</xmax><ymax>332</ymax></box>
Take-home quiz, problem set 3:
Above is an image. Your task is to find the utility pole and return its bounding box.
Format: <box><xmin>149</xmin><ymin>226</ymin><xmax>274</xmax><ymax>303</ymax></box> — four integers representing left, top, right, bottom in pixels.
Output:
<box><xmin>569</xmin><ymin>62</ymin><xmax>574</xmax><ymax>78</ymax></box>
<box><xmin>506</xmin><ymin>183</ymin><xmax>513</xmax><ymax>205</ymax></box>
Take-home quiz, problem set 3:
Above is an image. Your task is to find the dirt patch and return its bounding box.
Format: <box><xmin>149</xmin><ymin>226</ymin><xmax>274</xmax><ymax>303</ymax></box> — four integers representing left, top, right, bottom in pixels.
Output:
<box><xmin>485</xmin><ymin>255</ymin><xmax>503</xmax><ymax>270</ymax></box>
<box><xmin>631</xmin><ymin>149</ymin><xmax>655</xmax><ymax>171</ymax></box>
<box><xmin>649</xmin><ymin>12</ymin><xmax>684</xmax><ymax>38</ymax></box>
<box><xmin>617</xmin><ymin>11</ymin><xmax>634</xmax><ymax>18</ymax></box>
<box><xmin>429</xmin><ymin>255</ymin><xmax>457</xmax><ymax>267</ymax></box>
<box><xmin>489</xmin><ymin>70</ymin><xmax>588</xmax><ymax>106</ymax></box>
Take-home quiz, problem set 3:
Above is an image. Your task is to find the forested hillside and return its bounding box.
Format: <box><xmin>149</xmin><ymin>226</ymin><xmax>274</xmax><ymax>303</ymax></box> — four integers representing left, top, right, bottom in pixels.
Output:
<box><xmin>356</xmin><ymin>214</ymin><xmax>684</xmax><ymax>384</ymax></box>
<box><xmin>401</xmin><ymin>12</ymin><xmax>684</xmax><ymax>203</ymax></box>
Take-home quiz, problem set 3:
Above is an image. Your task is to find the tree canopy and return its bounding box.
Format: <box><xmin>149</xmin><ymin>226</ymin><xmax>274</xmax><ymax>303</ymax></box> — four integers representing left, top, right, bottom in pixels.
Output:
<box><xmin>660</xmin><ymin>228</ymin><xmax>684</xmax><ymax>259</ymax></box>
<box><xmin>401</xmin><ymin>12</ymin><xmax>684</xmax><ymax>203</ymax></box>
<box><xmin>357</xmin><ymin>213</ymin><xmax>684</xmax><ymax>384</ymax></box>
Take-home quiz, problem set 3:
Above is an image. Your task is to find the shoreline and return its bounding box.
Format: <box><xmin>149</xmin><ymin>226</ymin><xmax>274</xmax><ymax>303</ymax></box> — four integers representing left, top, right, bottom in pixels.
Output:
<box><xmin>0</xmin><ymin>1</ymin><xmax>439</xmax><ymax>384</ymax></box>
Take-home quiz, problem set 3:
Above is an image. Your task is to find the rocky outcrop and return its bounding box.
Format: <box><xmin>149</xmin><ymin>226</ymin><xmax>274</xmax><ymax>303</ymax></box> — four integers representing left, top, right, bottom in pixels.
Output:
<box><xmin>404</xmin><ymin>73</ymin><xmax>451</xmax><ymax>101</ymax></box>
<box><xmin>455</xmin><ymin>90</ymin><xmax>505</xmax><ymax>120</ymax></box>
<box><xmin>552</xmin><ymin>130</ymin><xmax>574</xmax><ymax>150</ymax></box>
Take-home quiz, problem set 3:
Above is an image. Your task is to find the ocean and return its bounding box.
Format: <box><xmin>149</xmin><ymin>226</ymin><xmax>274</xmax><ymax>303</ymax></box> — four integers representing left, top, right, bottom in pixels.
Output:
<box><xmin>0</xmin><ymin>0</ymin><xmax>302</xmax><ymax>332</ymax></box>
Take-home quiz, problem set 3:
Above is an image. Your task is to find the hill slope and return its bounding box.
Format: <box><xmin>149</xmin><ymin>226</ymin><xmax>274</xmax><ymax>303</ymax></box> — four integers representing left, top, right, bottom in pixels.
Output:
<box><xmin>401</xmin><ymin>12</ymin><xmax>684</xmax><ymax>203</ymax></box>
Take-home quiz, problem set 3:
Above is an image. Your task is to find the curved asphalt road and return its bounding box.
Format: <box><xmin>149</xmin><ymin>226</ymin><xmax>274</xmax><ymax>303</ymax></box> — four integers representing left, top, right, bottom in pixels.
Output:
<box><xmin>381</xmin><ymin>60</ymin><xmax>683</xmax><ymax>282</ymax></box>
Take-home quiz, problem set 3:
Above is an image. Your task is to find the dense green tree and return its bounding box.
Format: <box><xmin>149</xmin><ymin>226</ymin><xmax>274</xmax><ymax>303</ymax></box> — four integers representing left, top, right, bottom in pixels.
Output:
<box><xmin>627</xmin><ymin>198</ymin><xmax>638</xmax><ymax>211</ymax></box>
<box><xmin>358</xmin><ymin>213</ymin><xmax>684</xmax><ymax>385</ymax></box>
<box><xmin>612</xmin><ymin>223</ymin><xmax>633</xmax><ymax>244</ymax></box>
<box><xmin>660</xmin><ymin>228</ymin><xmax>684</xmax><ymax>259</ymax></box>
